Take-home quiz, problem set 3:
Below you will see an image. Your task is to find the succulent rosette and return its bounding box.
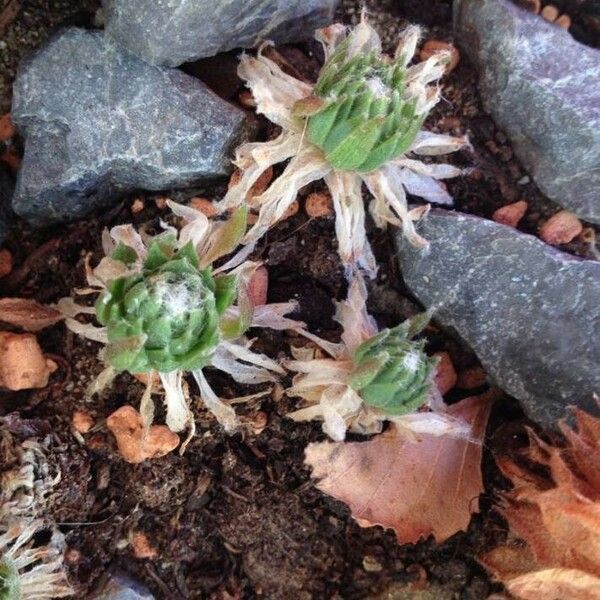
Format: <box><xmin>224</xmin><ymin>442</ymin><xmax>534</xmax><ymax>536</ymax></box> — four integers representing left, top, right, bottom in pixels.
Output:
<box><xmin>95</xmin><ymin>236</ymin><xmax>229</xmax><ymax>374</ymax></box>
<box><xmin>60</xmin><ymin>202</ymin><xmax>317</xmax><ymax>449</ymax></box>
<box><xmin>348</xmin><ymin>320</ymin><xmax>437</xmax><ymax>416</ymax></box>
<box><xmin>219</xmin><ymin>14</ymin><xmax>469</xmax><ymax>276</ymax></box>
<box><xmin>287</xmin><ymin>275</ymin><xmax>469</xmax><ymax>441</ymax></box>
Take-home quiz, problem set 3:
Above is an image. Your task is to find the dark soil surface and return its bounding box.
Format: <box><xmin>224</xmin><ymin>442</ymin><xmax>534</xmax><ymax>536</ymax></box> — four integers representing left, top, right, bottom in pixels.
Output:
<box><xmin>0</xmin><ymin>1</ymin><xmax>598</xmax><ymax>599</ymax></box>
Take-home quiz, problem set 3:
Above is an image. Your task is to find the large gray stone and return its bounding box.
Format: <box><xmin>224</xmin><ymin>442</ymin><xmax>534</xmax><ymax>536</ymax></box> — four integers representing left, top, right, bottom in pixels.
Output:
<box><xmin>396</xmin><ymin>210</ymin><xmax>600</xmax><ymax>424</ymax></box>
<box><xmin>11</xmin><ymin>28</ymin><xmax>249</xmax><ymax>227</ymax></box>
<box><xmin>102</xmin><ymin>0</ymin><xmax>338</xmax><ymax>67</ymax></box>
<box><xmin>454</xmin><ymin>0</ymin><xmax>600</xmax><ymax>224</ymax></box>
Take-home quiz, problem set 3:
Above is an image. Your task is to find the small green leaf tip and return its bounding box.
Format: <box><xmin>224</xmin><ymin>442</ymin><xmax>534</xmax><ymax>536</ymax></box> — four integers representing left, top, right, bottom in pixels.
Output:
<box><xmin>306</xmin><ymin>27</ymin><xmax>424</xmax><ymax>173</ymax></box>
<box><xmin>348</xmin><ymin>314</ymin><xmax>437</xmax><ymax>415</ymax></box>
<box><xmin>0</xmin><ymin>556</ymin><xmax>20</xmax><ymax>600</ymax></box>
<box><xmin>96</xmin><ymin>240</ymin><xmax>236</xmax><ymax>374</ymax></box>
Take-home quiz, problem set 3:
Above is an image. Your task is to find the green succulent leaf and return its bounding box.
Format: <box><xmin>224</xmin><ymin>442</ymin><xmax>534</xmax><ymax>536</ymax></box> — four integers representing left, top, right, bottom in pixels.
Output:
<box><xmin>349</xmin><ymin>314</ymin><xmax>437</xmax><ymax>416</ymax></box>
<box><xmin>200</xmin><ymin>205</ymin><xmax>248</xmax><ymax>268</ymax></box>
<box><xmin>0</xmin><ymin>556</ymin><xmax>20</xmax><ymax>600</ymax></box>
<box><xmin>214</xmin><ymin>272</ymin><xmax>239</xmax><ymax>315</ymax></box>
<box><xmin>111</xmin><ymin>242</ymin><xmax>139</xmax><ymax>265</ymax></box>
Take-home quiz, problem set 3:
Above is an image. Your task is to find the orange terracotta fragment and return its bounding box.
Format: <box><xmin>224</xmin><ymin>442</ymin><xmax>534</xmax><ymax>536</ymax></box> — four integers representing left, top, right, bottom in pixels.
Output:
<box><xmin>539</xmin><ymin>210</ymin><xmax>582</xmax><ymax>245</ymax></box>
<box><xmin>305</xmin><ymin>191</ymin><xmax>333</xmax><ymax>218</ymax></box>
<box><xmin>0</xmin><ymin>332</ymin><xmax>54</xmax><ymax>390</ymax></box>
<box><xmin>419</xmin><ymin>40</ymin><xmax>460</xmax><ymax>73</ymax></box>
<box><xmin>433</xmin><ymin>351</ymin><xmax>458</xmax><ymax>395</ymax></box>
<box><xmin>130</xmin><ymin>198</ymin><xmax>144</xmax><ymax>214</ymax></box>
<box><xmin>154</xmin><ymin>196</ymin><xmax>169</xmax><ymax>210</ymax></box>
<box><xmin>541</xmin><ymin>4</ymin><xmax>559</xmax><ymax>21</ymax></box>
<box><xmin>72</xmin><ymin>410</ymin><xmax>94</xmax><ymax>434</ymax></box>
<box><xmin>0</xmin><ymin>113</ymin><xmax>15</xmax><ymax>142</ymax></box>
<box><xmin>131</xmin><ymin>531</ymin><xmax>158</xmax><ymax>559</ymax></box>
<box><xmin>106</xmin><ymin>405</ymin><xmax>179</xmax><ymax>464</ymax></box>
<box><xmin>554</xmin><ymin>14</ymin><xmax>571</xmax><ymax>29</ymax></box>
<box><xmin>0</xmin><ymin>249</ymin><xmax>12</xmax><ymax>278</ymax></box>
<box><xmin>492</xmin><ymin>200</ymin><xmax>528</xmax><ymax>228</ymax></box>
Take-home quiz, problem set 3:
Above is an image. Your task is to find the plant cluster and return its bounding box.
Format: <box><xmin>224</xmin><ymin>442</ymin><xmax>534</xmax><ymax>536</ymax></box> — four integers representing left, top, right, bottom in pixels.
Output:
<box><xmin>63</xmin><ymin>16</ymin><xmax>471</xmax><ymax>456</ymax></box>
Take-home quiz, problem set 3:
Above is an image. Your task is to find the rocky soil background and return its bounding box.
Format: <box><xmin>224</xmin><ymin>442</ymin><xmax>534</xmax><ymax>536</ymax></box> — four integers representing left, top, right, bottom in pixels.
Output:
<box><xmin>0</xmin><ymin>0</ymin><xmax>599</xmax><ymax>598</ymax></box>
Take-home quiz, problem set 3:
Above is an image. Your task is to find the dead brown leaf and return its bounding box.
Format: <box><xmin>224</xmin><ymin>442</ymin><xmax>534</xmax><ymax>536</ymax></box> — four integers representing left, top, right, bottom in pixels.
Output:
<box><xmin>0</xmin><ymin>297</ymin><xmax>63</xmax><ymax>331</ymax></box>
<box><xmin>480</xmin><ymin>408</ymin><xmax>600</xmax><ymax>600</ymax></box>
<box><xmin>305</xmin><ymin>392</ymin><xmax>495</xmax><ymax>543</ymax></box>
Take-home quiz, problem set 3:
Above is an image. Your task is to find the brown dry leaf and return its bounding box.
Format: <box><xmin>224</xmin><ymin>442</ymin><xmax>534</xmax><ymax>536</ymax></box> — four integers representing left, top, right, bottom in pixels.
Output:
<box><xmin>305</xmin><ymin>392</ymin><xmax>495</xmax><ymax>543</ymax></box>
<box><xmin>0</xmin><ymin>297</ymin><xmax>63</xmax><ymax>331</ymax></box>
<box><xmin>480</xmin><ymin>408</ymin><xmax>600</xmax><ymax>600</ymax></box>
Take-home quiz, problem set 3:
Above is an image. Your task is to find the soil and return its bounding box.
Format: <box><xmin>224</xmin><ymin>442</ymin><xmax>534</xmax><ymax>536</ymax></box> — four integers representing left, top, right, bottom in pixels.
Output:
<box><xmin>0</xmin><ymin>1</ymin><xmax>598</xmax><ymax>599</ymax></box>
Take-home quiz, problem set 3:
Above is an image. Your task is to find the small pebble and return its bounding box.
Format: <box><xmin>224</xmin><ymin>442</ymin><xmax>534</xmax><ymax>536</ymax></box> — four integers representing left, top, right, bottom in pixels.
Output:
<box><xmin>251</xmin><ymin>411</ymin><xmax>268</xmax><ymax>435</ymax></box>
<box><xmin>541</xmin><ymin>4</ymin><xmax>559</xmax><ymax>21</ymax></box>
<box><xmin>72</xmin><ymin>409</ymin><xmax>94</xmax><ymax>434</ymax></box>
<box><xmin>106</xmin><ymin>405</ymin><xmax>179</xmax><ymax>464</ymax></box>
<box><xmin>130</xmin><ymin>531</ymin><xmax>158</xmax><ymax>559</ymax></box>
<box><xmin>130</xmin><ymin>198</ymin><xmax>144</xmax><ymax>214</ymax></box>
<box><xmin>539</xmin><ymin>210</ymin><xmax>582</xmax><ymax>245</ymax></box>
<box><xmin>362</xmin><ymin>555</ymin><xmax>383</xmax><ymax>573</ymax></box>
<box><xmin>0</xmin><ymin>332</ymin><xmax>55</xmax><ymax>391</ymax></box>
<box><xmin>0</xmin><ymin>249</ymin><xmax>12</xmax><ymax>278</ymax></box>
<box><xmin>492</xmin><ymin>200</ymin><xmax>528</xmax><ymax>228</ymax></box>
<box><xmin>554</xmin><ymin>14</ymin><xmax>571</xmax><ymax>29</ymax></box>
<box><xmin>419</xmin><ymin>40</ymin><xmax>460</xmax><ymax>73</ymax></box>
<box><xmin>154</xmin><ymin>196</ymin><xmax>168</xmax><ymax>210</ymax></box>
<box><xmin>0</xmin><ymin>113</ymin><xmax>15</xmax><ymax>141</ymax></box>
<box><xmin>305</xmin><ymin>191</ymin><xmax>333</xmax><ymax>218</ymax></box>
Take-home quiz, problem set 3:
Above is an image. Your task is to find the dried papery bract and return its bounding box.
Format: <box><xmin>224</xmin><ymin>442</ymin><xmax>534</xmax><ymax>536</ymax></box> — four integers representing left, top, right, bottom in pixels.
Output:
<box><xmin>60</xmin><ymin>202</ymin><xmax>315</xmax><ymax>453</ymax></box>
<box><xmin>219</xmin><ymin>15</ymin><xmax>468</xmax><ymax>277</ymax></box>
<box><xmin>0</xmin><ymin>521</ymin><xmax>73</xmax><ymax>599</ymax></box>
<box><xmin>0</xmin><ymin>432</ymin><xmax>60</xmax><ymax>523</ymax></box>
<box><xmin>287</xmin><ymin>273</ymin><xmax>469</xmax><ymax>441</ymax></box>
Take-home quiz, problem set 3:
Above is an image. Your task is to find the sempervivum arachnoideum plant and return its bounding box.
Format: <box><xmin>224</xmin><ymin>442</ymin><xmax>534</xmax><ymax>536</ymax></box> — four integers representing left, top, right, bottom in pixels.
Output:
<box><xmin>287</xmin><ymin>274</ymin><xmax>469</xmax><ymax>441</ymax></box>
<box><xmin>0</xmin><ymin>521</ymin><xmax>72</xmax><ymax>600</ymax></box>
<box><xmin>219</xmin><ymin>14</ymin><xmax>469</xmax><ymax>276</ymax></box>
<box><xmin>60</xmin><ymin>202</ymin><xmax>315</xmax><ymax>450</ymax></box>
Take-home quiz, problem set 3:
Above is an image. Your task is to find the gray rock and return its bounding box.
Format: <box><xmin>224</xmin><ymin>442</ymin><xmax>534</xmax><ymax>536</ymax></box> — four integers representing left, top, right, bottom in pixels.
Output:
<box><xmin>102</xmin><ymin>0</ymin><xmax>338</xmax><ymax>67</ymax></box>
<box><xmin>396</xmin><ymin>210</ymin><xmax>600</xmax><ymax>424</ymax></box>
<box><xmin>0</xmin><ymin>164</ymin><xmax>14</xmax><ymax>244</ymax></box>
<box><xmin>89</xmin><ymin>570</ymin><xmax>154</xmax><ymax>599</ymax></box>
<box><xmin>454</xmin><ymin>0</ymin><xmax>600</xmax><ymax>223</ymax></box>
<box><xmin>11</xmin><ymin>28</ymin><xmax>249</xmax><ymax>227</ymax></box>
